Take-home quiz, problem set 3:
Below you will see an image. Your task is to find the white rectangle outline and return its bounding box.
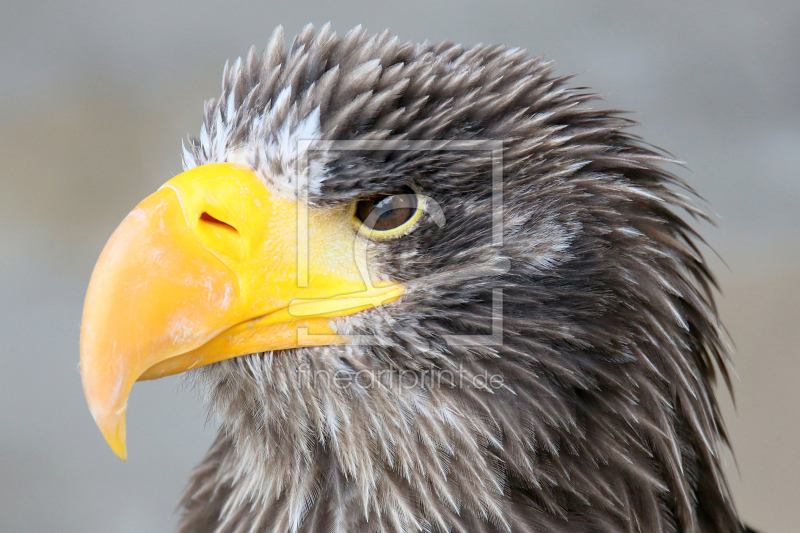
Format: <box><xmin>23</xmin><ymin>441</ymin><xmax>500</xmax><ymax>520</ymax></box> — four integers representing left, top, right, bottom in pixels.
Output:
<box><xmin>295</xmin><ymin>139</ymin><xmax>504</xmax><ymax>347</ymax></box>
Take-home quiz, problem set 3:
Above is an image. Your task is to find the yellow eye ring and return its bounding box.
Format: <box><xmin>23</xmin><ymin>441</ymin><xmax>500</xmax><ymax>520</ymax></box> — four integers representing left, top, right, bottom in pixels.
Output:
<box><xmin>350</xmin><ymin>187</ymin><xmax>426</xmax><ymax>239</ymax></box>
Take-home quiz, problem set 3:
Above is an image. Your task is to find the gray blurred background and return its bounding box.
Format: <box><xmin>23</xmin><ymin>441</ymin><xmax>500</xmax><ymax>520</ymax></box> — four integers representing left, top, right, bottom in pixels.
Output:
<box><xmin>0</xmin><ymin>1</ymin><xmax>797</xmax><ymax>532</ymax></box>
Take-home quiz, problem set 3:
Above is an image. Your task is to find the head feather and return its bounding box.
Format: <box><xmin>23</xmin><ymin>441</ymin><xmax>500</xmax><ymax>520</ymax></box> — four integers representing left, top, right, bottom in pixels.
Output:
<box><xmin>177</xmin><ymin>24</ymin><xmax>743</xmax><ymax>533</ymax></box>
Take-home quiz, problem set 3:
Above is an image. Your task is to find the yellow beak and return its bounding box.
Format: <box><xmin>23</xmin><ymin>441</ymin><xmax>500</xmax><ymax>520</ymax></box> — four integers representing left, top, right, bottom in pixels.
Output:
<box><xmin>80</xmin><ymin>163</ymin><xmax>403</xmax><ymax>460</ymax></box>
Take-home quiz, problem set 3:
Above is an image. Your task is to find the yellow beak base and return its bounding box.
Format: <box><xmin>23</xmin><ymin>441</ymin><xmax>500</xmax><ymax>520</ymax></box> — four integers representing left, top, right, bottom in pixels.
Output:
<box><xmin>80</xmin><ymin>163</ymin><xmax>403</xmax><ymax>460</ymax></box>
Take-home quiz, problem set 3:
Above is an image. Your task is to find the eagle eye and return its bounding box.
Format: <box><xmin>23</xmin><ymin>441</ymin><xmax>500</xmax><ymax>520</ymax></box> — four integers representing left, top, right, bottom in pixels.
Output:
<box><xmin>353</xmin><ymin>186</ymin><xmax>423</xmax><ymax>237</ymax></box>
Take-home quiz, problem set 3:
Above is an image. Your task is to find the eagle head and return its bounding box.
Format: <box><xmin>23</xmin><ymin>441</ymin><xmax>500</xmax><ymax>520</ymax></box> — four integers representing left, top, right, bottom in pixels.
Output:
<box><xmin>80</xmin><ymin>24</ymin><xmax>746</xmax><ymax>533</ymax></box>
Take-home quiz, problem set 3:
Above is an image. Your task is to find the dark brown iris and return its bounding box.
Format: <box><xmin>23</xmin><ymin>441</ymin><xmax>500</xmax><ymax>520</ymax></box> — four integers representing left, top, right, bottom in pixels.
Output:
<box><xmin>355</xmin><ymin>187</ymin><xmax>418</xmax><ymax>232</ymax></box>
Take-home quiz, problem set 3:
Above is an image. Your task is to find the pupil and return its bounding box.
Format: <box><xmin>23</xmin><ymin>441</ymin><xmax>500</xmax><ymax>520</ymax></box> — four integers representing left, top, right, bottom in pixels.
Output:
<box><xmin>356</xmin><ymin>187</ymin><xmax>417</xmax><ymax>232</ymax></box>
<box><xmin>376</xmin><ymin>197</ymin><xmax>395</xmax><ymax>218</ymax></box>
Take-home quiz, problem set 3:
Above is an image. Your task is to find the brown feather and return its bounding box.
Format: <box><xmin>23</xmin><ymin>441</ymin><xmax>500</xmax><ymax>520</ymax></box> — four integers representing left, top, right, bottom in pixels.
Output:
<box><xmin>176</xmin><ymin>24</ymin><xmax>747</xmax><ymax>533</ymax></box>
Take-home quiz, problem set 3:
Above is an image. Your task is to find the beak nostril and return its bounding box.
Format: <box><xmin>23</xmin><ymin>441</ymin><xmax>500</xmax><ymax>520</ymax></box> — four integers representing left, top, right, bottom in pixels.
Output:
<box><xmin>196</xmin><ymin>211</ymin><xmax>243</xmax><ymax>262</ymax></box>
<box><xmin>199</xmin><ymin>212</ymin><xmax>239</xmax><ymax>235</ymax></box>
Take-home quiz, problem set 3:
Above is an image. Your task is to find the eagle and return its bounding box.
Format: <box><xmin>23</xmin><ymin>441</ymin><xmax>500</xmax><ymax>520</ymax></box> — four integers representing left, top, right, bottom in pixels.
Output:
<box><xmin>79</xmin><ymin>24</ymin><xmax>756</xmax><ymax>533</ymax></box>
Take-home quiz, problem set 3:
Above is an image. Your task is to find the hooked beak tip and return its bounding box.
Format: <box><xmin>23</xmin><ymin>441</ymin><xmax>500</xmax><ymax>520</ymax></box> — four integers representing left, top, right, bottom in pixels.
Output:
<box><xmin>91</xmin><ymin>404</ymin><xmax>128</xmax><ymax>461</ymax></box>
